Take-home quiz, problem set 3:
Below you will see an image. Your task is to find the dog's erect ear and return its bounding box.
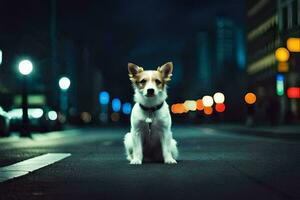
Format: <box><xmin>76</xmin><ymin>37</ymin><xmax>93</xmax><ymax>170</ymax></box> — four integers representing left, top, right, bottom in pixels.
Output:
<box><xmin>128</xmin><ymin>63</ymin><xmax>143</xmax><ymax>80</ymax></box>
<box><xmin>157</xmin><ymin>62</ymin><xmax>173</xmax><ymax>82</ymax></box>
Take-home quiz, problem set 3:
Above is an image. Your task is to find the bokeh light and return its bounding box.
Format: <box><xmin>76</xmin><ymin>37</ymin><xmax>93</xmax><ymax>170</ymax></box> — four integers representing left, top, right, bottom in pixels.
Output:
<box><xmin>18</xmin><ymin>60</ymin><xmax>33</xmax><ymax>75</ymax></box>
<box><xmin>275</xmin><ymin>47</ymin><xmax>290</xmax><ymax>62</ymax></box>
<box><xmin>112</xmin><ymin>98</ymin><xmax>121</xmax><ymax>112</ymax></box>
<box><xmin>48</xmin><ymin>111</ymin><xmax>58</xmax><ymax>121</ymax></box>
<box><xmin>244</xmin><ymin>93</ymin><xmax>256</xmax><ymax>104</ymax></box>
<box><xmin>215</xmin><ymin>103</ymin><xmax>226</xmax><ymax>112</ymax></box>
<box><xmin>59</xmin><ymin>77</ymin><xmax>71</xmax><ymax>90</ymax></box>
<box><xmin>202</xmin><ymin>96</ymin><xmax>214</xmax><ymax>107</ymax></box>
<box><xmin>99</xmin><ymin>91</ymin><xmax>110</xmax><ymax>105</ymax></box>
<box><xmin>276</xmin><ymin>74</ymin><xmax>284</xmax><ymax>96</ymax></box>
<box><xmin>203</xmin><ymin>106</ymin><xmax>213</xmax><ymax>115</ymax></box>
<box><xmin>287</xmin><ymin>87</ymin><xmax>300</xmax><ymax>99</ymax></box>
<box><xmin>122</xmin><ymin>102</ymin><xmax>132</xmax><ymax>114</ymax></box>
<box><xmin>171</xmin><ymin>103</ymin><xmax>187</xmax><ymax>114</ymax></box>
<box><xmin>183</xmin><ymin>100</ymin><xmax>197</xmax><ymax>111</ymax></box>
<box><xmin>30</xmin><ymin>108</ymin><xmax>44</xmax><ymax>119</ymax></box>
<box><xmin>81</xmin><ymin>112</ymin><xmax>92</xmax><ymax>123</ymax></box>
<box><xmin>111</xmin><ymin>112</ymin><xmax>120</xmax><ymax>122</ymax></box>
<box><xmin>213</xmin><ymin>92</ymin><xmax>225</xmax><ymax>103</ymax></box>
<box><xmin>287</xmin><ymin>37</ymin><xmax>300</xmax><ymax>52</ymax></box>
<box><xmin>196</xmin><ymin>99</ymin><xmax>204</xmax><ymax>111</ymax></box>
<box><xmin>277</xmin><ymin>62</ymin><xmax>289</xmax><ymax>72</ymax></box>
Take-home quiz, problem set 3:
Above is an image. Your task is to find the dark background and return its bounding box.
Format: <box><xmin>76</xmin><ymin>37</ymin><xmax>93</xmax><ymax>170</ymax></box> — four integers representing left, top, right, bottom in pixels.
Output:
<box><xmin>0</xmin><ymin>0</ymin><xmax>299</xmax><ymax>126</ymax></box>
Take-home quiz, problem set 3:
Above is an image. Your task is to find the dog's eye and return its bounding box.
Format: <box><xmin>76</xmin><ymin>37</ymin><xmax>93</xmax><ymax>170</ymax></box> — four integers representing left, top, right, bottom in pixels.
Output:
<box><xmin>138</xmin><ymin>79</ymin><xmax>146</xmax><ymax>84</ymax></box>
<box><xmin>155</xmin><ymin>79</ymin><xmax>162</xmax><ymax>84</ymax></box>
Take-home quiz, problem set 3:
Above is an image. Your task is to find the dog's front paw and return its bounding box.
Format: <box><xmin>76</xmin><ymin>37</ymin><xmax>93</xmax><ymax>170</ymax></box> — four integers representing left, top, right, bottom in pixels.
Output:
<box><xmin>164</xmin><ymin>158</ymin><xmax>177</xmax><ymax>164</ymax></box>
<box><xmin>130</xmin><ymin>158</ymin><xmax>142</xmax><ymax>165</ymax></box>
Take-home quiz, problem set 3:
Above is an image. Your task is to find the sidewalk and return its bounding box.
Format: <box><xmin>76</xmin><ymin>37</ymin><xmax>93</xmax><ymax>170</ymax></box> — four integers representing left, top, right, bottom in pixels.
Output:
<box><xmin>202</xmin><ymin>124</ymin><xmax>300</xmax><ymax>140</ymax></box>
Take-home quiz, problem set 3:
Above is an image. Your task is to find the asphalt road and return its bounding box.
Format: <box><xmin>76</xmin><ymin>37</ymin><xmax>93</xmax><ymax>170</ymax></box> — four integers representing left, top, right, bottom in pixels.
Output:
<box><xmin>0</xmin><ymin>126</ymin><xmax>299</xmax><ymax>200</ymax></box>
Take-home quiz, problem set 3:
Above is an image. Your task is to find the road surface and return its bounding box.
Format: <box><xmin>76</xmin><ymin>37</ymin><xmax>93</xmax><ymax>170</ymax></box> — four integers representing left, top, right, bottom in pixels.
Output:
<box><xmin>0</xmin><ymin>126</ymin><xmax>299</xmax><ymax>200</ymax></box>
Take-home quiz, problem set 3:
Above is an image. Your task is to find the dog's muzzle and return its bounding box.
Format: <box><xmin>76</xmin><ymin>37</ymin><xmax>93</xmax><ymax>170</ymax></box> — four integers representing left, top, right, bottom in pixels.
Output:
<box><xmin>146</xmin><ymin>88</ymin><xmax>155</xmax><ymax>97</ymax></box>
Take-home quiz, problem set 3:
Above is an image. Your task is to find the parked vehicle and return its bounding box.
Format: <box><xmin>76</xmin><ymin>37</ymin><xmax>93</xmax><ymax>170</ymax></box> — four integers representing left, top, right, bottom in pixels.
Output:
<box><xmin>0</xmin><ymin>107</ymin><xmax>10</xmax><ymax>136</ymax></box>
<box><xmin>8</xmin><ymin>106</ymin><xmax>62</xmax><ymax>132</ymax></box>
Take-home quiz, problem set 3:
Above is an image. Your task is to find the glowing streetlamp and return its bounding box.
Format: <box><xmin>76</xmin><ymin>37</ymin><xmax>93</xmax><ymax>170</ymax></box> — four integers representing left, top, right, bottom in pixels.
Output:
<box><xmin>18</xmin><ymin>59</ymin><xmax>33</xmax><ymax>136</ymax></box>
<box><xmin>59</xmin><ymin>77</ymin><xmax>71</xmax><ymax>90</ymax></box>
<box><xmin>58</xmin><ymin>77</ymin><xmax>71</xmax><ymax>117</ymax></box>
<box><xmin>18</xmin><ymin>60</ymin><xmax>33</xmax><ymax>75</ymax></box>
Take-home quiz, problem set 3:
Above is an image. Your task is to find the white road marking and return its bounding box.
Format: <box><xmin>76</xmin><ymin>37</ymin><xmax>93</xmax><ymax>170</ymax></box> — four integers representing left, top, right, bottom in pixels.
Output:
<box><xmin>0</xmin><ymin>153</ymin><xmax>71</xmax><ymax>183</ymax></box>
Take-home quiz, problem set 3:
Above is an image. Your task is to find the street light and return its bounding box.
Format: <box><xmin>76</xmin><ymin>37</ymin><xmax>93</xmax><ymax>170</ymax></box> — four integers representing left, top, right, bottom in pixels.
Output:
<box><xmin>18</xmin><ymin>59</ymin><xmax>33</xmax><ymax>137</ymax></box>
<box><xmin>58</xmin><ymin>77</ymin><xmax>71</xmax><ymax>118</ymax></box>
<box><xmin>18</xmin><ymin>60</ymin><xmax>33</xmax><ymax>75</ymax></box>
<box><xmin>59</xmin><ymin>77</ymin><xmax>71</xmax><ymax>90</ymax></box>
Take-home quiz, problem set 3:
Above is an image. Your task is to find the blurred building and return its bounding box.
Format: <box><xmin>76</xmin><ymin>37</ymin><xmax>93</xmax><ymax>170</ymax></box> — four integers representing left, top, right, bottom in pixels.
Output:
<box><xmin>216</xmin><ymin>17</ymin><xmax>235</xmax><ymax>80</ymax></box>
<box><xmin>246</xmin><ymin>0</ymin><xmax>300</xmax><ymax>123</ymax></box>
<box><xmin>246</xmin><ymin>0</ymin><xmax>279</xmax><ymax>123</ymax></box>
<box><xmin>196</xmin><ymin>32</ymin><xmax>212</xmax><ymax>94</ymax></box>
<box><xmin>215</xmin><ymin>17</ymin><xmax>246</xmax><ymax>121</ymax></box>
<box><xmin>278</xmin><ymin>0</ymin><xmax>300</xmax><ymax>121</ymax></box>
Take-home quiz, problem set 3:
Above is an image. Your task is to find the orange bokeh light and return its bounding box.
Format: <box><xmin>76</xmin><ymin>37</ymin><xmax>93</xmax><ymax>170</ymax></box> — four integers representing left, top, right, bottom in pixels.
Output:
<box><xmin>215</xmin><ymin>103</ymin><xmax>226</xmax><ymax>112</ymax></box>
<box><xmin>171</xmin><ymin>103</ymin><xmax>187</xmax><ymax>114</ymax></box>
<box><xmin>244</xmin><ymin>93</ymin><xmax>256</xmax><ymax>104</ymax></box>
<box><xmin>203</xmin><ymin>106</ymin><xmax>213</xmax><ymax>115</ymax></box>
<box><xmin>287</xmin><ymin>37</ymin><xmax>300</xmax><ymax>52</ymax></box>
<box><xmin>111</xmin><ymin>112</ymin><xmax>120</xmax><ymax>122</ymax></box>
<box><xmin>275</xmin><ymin>47</ymin><xmax>290</xmax><ymax>62</ymax></box>
<box><xmin>196</xmin><ymin>99</ymin><xmax>204</xmax><ymax>110</ymax></box>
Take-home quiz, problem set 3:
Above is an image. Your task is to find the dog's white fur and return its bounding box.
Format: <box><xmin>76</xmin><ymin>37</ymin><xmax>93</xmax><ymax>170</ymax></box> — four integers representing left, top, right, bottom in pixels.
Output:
<box><xmin>124</xmin><ymin>62</ymin><xmax>178</xmax><ymax>164</ymax></box>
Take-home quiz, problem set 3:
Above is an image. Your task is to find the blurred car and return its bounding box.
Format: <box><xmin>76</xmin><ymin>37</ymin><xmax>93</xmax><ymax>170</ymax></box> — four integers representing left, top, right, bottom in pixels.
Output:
<box><xmin>8</xmin><ymin>106</ymin><xmax>62</xmax><ymax>132</ymax></box>
<box><xmin>0</xmin><ymin>107</ymin><xmax>10</xmax><ymax>136</ymax></box>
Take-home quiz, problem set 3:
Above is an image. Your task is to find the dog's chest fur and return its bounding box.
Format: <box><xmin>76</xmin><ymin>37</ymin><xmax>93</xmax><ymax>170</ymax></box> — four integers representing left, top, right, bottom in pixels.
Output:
<box><xmin>131</xmin><ymin>102</ymin><xmax>171</xmax><ymax>157</ymax></box>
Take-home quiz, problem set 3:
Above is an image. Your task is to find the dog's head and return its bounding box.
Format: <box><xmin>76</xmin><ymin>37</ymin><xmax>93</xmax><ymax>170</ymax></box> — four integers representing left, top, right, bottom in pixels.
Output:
<box><xmin>128</xmin><ymin>62</ymin><xmax>173</xmax><ymax>99</ymax></box>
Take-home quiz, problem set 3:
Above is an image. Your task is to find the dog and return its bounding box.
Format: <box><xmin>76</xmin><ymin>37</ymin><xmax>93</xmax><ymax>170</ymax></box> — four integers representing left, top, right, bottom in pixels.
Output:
<box><xmin>124</xmin><ymin>62</ymin><xmax>178</xmax><ymax>164</ymax></box>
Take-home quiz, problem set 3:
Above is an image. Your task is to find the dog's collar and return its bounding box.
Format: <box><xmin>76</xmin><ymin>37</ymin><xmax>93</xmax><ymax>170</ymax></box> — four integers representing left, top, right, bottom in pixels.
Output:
<box><xmin>139</xmin><ymin>102</ymin><xmax>164</xmax><ymax>112</ymax></box>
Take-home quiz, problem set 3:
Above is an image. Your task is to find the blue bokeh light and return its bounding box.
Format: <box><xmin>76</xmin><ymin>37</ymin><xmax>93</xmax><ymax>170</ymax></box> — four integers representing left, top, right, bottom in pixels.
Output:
<box><xmin>122</xmin><ymin>102</ymin><xmax>132</xmax><ymax>115</ymax></box>
<box><xmin>276</xmin><ymin>74</ymin><xmax>284</xmax><ymax>81</ymax></box>
<box><xmin>99</xmin><ymin>91</ymin><xmax>110</xmax><ymax>105</ymax></box>
<box><xmin>112</xmin><ymin>98</ymin><xmax>121</xmax><ymax>112</ymax></box>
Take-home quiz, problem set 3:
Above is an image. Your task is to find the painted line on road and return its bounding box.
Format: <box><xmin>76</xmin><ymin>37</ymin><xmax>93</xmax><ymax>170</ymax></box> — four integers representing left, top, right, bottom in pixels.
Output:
<box><xmin>0</xmin><ymin>153</ymin><xmax>71</xmax><ymax>183</ymax></box>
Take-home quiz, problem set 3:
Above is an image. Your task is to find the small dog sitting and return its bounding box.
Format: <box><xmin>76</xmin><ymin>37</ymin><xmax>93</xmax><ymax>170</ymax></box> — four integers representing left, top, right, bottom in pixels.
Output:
<box><xmin>124</xmin><ymin>62</ymin><xmax>178</xmax><ymax>164</ymax></box>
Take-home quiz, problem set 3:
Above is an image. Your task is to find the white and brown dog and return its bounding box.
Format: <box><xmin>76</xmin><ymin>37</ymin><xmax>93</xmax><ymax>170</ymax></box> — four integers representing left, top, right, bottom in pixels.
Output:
<box><xmin>124</xmin><ymin>62</ymin><xmax>178</xmax><ymax>164</ymax></box>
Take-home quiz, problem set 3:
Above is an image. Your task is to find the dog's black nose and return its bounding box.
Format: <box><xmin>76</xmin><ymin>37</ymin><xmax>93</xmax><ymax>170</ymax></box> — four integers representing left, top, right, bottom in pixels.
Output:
<box><xmin>147</xmin><ymin>89</ymin><xmax>155</xmax><ymax>96</ymax></box>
